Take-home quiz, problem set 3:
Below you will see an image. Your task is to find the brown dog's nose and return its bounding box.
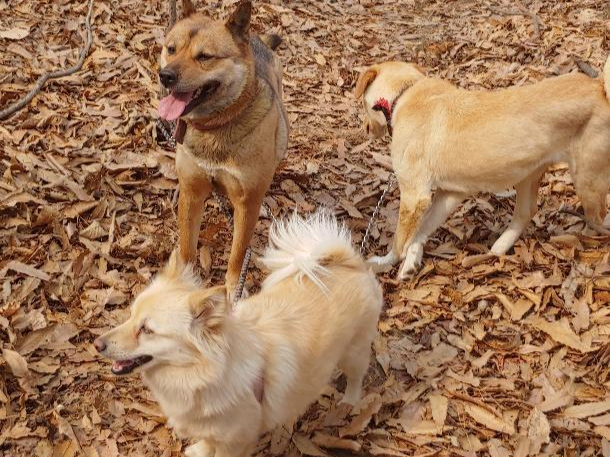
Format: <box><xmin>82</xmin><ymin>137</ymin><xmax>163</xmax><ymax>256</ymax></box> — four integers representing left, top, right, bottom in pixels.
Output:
<box><xmin>159</xmin><ymin>68</ymin><xmax>177</xmax><ymax>88</ymax></box>
<box><xmin>93</xmin><ymin>338</ymin><xmax>106</xmax><ymax>353</ymax></box>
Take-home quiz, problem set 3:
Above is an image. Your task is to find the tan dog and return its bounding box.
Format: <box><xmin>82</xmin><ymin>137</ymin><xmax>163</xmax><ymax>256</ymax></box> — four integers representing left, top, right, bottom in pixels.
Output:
<box><xmin>355</xmin><ymin>58</ymin><xmax>610</xmax><ymax>279</ymax></box>
<box><xmin>158</xmin><ymin>0</ymin><xmax>288</xmax><ymax>296</ymax></box>
<box><xmin>95</xmin><ymin>212</ymin><xmax>383</xmax><ymax>457</ymax></box>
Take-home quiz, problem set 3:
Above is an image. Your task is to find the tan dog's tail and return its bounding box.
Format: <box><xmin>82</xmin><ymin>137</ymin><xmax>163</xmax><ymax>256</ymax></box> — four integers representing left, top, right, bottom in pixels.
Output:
<box><xmin>260</xmin><ymin>33</ymin><xmax>282</xmax><ymax>51</ymax></box>
<box><xmin>260</xmin><ymin>211</ymin><xmax>361</xmax><ymax>291</ymax></box>
<box><xmin>604</xmin><ymin>55</ymin><xmax>610</xmax><ymax>103</ymax></box>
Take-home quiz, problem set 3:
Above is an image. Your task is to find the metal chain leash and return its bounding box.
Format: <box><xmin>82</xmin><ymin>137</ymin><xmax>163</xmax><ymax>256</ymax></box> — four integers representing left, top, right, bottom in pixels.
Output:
<box><xmin>360</xmin><ymin>174</ymin><xmax>396</xmax><ymax>255</ymax></box>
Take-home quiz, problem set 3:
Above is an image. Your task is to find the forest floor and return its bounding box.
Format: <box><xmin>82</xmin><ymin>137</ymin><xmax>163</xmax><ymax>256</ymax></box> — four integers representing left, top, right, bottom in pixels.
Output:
<box><xmin>1</xmin><ymin>0</ymin><xmax>610</xmax><ymax>456</ymax></box>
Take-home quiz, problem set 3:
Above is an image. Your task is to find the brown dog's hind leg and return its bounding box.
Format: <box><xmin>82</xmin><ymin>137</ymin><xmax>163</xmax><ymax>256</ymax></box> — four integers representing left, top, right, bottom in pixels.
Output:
<box><xmin>176</xmin><ymin>149</ymin><xmax>213</xmax><ymax>263</ymax></box>
<box><xmin>572</xmin><ymin>174</ymin><xmax>610</xmax><ymax>235</ymax></box>
<box><xmin>490</xmin><ymin>168</ymin><xmax>545</xmax><ymax>255</ymax></box>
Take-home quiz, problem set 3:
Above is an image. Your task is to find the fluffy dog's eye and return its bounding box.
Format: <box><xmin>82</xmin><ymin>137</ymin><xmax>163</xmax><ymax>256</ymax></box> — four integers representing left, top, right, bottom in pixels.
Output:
<box><xmin>139</xmin><ymin>325</ymin><xmax>154</xmax><ymax>336</ymax></box>
<box><xmin>197</xmin><ymin>53</ymin><xmax>212</xmax><ymax>61</ymax></box>
<box><xmin>167</xmin><ymin>45</ymin><xmax>176</xmax><ymax>55</ymax></box>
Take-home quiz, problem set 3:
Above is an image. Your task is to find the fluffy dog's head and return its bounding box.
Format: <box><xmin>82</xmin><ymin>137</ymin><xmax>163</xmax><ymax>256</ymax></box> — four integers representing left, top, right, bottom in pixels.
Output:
<box><xmin>158</xmin><ymin>0</ymin><xmax>255</xmax><ymax>121</ymax></box>
<box><xmin>94</xmin><ymin>251</ymin><xmax>229</xmax><ymax>376</ymax></box>
<box><xmin>354</xmin><ymin>61</ymin><xmax>426</xmax><ymax>138</ymax></box>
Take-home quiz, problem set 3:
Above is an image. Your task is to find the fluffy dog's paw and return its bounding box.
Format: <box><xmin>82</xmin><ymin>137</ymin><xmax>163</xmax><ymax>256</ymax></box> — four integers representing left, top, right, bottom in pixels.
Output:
<box><xmin>185</xmin><ymin>442</ymin><xmax>214</xmax><ymax>457</ymax></box>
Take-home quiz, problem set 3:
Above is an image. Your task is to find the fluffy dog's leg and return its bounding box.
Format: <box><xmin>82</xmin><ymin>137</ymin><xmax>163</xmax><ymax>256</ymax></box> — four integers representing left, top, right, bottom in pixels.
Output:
<box><xmin>215</xmin><ymin>441</ymin><xmax>256</xmax><ymax>457</ymax></box>
<box><xmin>185</xmin><ymin>440</ymin><xmax>214</xmax><ymax>457</ymax></box>
<box><xmin>491</xmin><ymin>170</ymin><xmax>544</xmax><ymax>255</ymax></box>
<box><xmin>177</xmin><ymin>148</ymin><xmax>213</xmax><ymax>263</ymax></box>
<box><xmin>339</xmin><ymin>342</ymin><xmax>371</xmax><ymax>406</ymax></box>
<box><xmin>399</xmin><ymin>190</ymin><xmax>466</xmax><ymax>277</ymax></box>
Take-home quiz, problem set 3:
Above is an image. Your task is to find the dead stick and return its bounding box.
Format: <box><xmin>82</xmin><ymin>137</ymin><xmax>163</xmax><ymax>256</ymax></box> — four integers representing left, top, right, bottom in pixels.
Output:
<box><xmin>489</xmin><ymin>4</ymin><xmax>543</xmax><ymax>39</ymax></box>
<box><xmin>168</xmin><ymin>0</ymin><xmax>177</xmax><ymax>30</ymax></box>
<box><xmin>560</xmin><ymin>206</ymin><xmax>610</xmax><ymax>237</ymax></box>
<box><xmin>0</xmin><ymin>0</ymin><xmax>94</xmax><ymax>121</ymax></box>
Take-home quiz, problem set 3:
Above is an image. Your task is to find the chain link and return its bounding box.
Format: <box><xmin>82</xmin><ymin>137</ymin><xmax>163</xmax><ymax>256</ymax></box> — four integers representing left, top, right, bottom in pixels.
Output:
<box><xmin>360</xmin><ymin>174</ymin><xmax>395</xmax><ymax>255</ymax></box>
<box><xmin>156</xmin><ymin>118</ymin><xmax>176</xmax><ymax>149</ymax></box>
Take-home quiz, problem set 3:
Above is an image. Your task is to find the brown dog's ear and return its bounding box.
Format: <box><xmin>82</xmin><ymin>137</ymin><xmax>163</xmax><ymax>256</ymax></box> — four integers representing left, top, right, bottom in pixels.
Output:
<box><xmin>182</xmin><ymin>0</ymin><xmax>196</xmax><ymax>18</ymax></box>
<box><xmin>189</xmin><ymin>286</ymin><xmax>229</xmax><ymax>329</ymax></box>
<box><xmin>226</xmin><ymin>0</ymin><xmax>252</xmax><ymax>37</ymax></box>
<box><xmin>354</xmin><ymin>68</ymin><xmax>378</xmax><ymax>99</ymax></box>
<box><xmin>163</xmin><ymin>249</ymin><xmax>187</xmax><ymax>279</ymax></box>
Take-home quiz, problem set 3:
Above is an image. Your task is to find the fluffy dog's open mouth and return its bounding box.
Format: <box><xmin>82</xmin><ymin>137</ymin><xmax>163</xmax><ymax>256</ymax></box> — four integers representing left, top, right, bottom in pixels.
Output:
<box><xmin>158</xmin><ymin>81</ymin><xmax>220</xmax><ymax>121</ymax></box>
<box><xmin>111</xmin><ymin>355</ymin><xmax>153</xmax><ymax>375</ymax></box>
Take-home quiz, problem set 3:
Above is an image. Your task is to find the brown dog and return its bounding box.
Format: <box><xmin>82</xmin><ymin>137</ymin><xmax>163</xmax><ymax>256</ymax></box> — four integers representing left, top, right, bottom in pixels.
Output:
<box><xmin>355</xmin><ymin>59</ymin><xmax>610</xmax><ymax>279</ymax></box>
<box><xmin>158</xmin><ymin>0</ymin><xmax>288</xmax><ymax>296</ymax></box>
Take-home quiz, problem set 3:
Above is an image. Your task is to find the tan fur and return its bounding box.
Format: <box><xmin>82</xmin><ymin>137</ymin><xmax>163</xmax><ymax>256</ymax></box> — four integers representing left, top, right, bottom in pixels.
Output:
<box><xmin>95</xmin><ymin>214</ymin><xmax>383</xmax><ymax>457</ymax></box>
<box><xmin>358</xmin><ymin>59</ymin><xmax>610</xmax><ymax>279</ymax></box>
<box><xmin>161</xmin><ymin>1</ymin><xmax>288</xmax><ymax>296</ymax></box>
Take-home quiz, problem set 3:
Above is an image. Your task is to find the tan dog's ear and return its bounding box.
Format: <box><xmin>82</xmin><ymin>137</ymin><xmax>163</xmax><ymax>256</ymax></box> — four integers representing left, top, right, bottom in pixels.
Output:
<box><xmin>182</xmin><ymin>0</ymin><xmax>197</xmax><ymax>18</ymax></box>
<box><xmin>354</xmin><ymin>68</ymin><xmax>378</xmax><ymax>99</ymax></box>
<box><xmin>189</xmin><ymin>286</ymin><xmax>228</xmax><ymax>329</ymax></box>
<box><xmin>163</xmin><ymin>249</ymin><xmax>187</xmax><ymax>279</ymax></box>
<box><xmin>227</xmin><ymin>0</ymin><xmax>252</xmax><ymax>37</ymax></box>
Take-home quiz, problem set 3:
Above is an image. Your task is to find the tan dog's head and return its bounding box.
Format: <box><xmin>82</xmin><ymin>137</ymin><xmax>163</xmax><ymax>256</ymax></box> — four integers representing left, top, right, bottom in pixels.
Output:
<box><xmin>354</xmin><ymin>62</ymin><xmax>426</xmax><ymax>138</ymax></box>
<box><xmin>158</xmin><ymin>0</ymin><xmax>255</xmax><ymax>121</ymax></box>
<box><xmin>94</xmin><ymin>251</ymin><xmax>229</xmax><ymax>376</ymax></box>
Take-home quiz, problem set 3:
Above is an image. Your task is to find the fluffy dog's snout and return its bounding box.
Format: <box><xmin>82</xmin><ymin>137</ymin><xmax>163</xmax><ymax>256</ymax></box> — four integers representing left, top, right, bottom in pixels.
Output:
<box><xmin>159</xmin><ymin>68</ymin><xmax>178</xmax><ymax>88</ymax></box>
<box><xmin>93</xmin><ymin>337</ymin><xmax>106</xmax><ymax>353</ymax></box>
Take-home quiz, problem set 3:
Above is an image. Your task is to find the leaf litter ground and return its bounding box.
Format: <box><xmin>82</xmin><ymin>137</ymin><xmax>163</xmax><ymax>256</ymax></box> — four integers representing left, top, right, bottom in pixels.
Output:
<box><xmin>1</xmin><ymin>0</ymin><xmax>609</xmax><ymax>456</ymax></box>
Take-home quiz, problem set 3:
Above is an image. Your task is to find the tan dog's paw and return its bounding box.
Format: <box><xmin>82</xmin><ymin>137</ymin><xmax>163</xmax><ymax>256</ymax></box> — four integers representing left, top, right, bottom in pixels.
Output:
<box><xmin>367</xmin><ymin>252</ymin><xmax>398</xmax><ymax>273</ymax></box>
<box><xmin>397</xmin><ymin>244</ymin><xmax>423</xmax><ymax>280</ymax></box>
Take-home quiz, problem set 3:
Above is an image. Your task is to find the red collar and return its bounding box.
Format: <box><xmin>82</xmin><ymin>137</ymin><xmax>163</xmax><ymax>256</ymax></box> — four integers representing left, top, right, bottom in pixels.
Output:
<box><xmin>372</xmin><ymin>86</ymin><xmax>410</xmax><ymax>136</ymax></box>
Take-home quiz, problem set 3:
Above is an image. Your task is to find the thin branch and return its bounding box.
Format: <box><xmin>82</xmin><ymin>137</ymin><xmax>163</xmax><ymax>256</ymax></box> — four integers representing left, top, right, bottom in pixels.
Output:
<box><xmin>0</xmin><ymin>0</ymin><xmax>95</xmax><ymax>121</ymax></box>
<box><xmin>489</xmin><ymin>2</ymin><xmax>543</xmax><ymax>40</ymax></box>
<box><xmin>169</xmin><ymin>0</ymin><xmax>177</xmax><ymax>30</ymax></box>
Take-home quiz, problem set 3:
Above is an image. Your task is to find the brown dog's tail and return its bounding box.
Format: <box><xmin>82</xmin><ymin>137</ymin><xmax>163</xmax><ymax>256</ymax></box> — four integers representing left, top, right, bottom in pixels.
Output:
<box><xmin>260</xmin><ymin>33</ymin><xmax>282</xmax><ymax>51</ymax></box>
<box><xmin>604</xmin><ymin>54</ymin><xmax>610</xmax><ymax>103</ymax></box>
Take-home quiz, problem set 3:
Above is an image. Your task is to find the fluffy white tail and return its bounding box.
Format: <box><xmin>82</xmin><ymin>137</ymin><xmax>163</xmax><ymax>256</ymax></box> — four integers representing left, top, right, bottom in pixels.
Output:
<box><xmin>603</xmin><ymin>56</ymin><xmax>610</xmax><ymax>103</ymax></box>
<box><xmin>261</xmin><ymin>211</ymin><xmax>358</xmax><ymax>291</ymax></box>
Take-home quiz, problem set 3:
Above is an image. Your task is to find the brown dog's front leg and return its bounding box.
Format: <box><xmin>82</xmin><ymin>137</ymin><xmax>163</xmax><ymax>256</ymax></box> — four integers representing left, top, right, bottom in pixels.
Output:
<box><xmin>176</xmin><ymin>149</ymin><xmax>212</xmax><ymax>263</ymax></box>
<box><xmin>225</xmin><ymin>190</ymin><xmax>265</xmax><ymax>297</ymax></box>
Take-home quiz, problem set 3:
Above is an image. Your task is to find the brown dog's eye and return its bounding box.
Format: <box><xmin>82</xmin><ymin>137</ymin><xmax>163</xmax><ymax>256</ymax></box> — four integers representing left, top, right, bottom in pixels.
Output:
<box><xmin>167</xmin><ymin>45</ymin><xmax>176</xmax><ymax>55</ymax></box>
<box><xmin>197</xmin><ymin>53</ymin><xmax>212</xmax><ymax>61</ymax></box>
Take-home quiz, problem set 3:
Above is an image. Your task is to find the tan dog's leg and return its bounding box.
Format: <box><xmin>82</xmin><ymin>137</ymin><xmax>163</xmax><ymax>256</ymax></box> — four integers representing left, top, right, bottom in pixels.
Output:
<box><xmin>176</xmin><ymin>148</ymin><xmax>213</xmax><ymax>263</ymax></box>
<box><xmin>490</xmin><ymin>169</ymin><xmax>545</xmax><ymax>255</ymax></box>
<box><xmin>224</xmin><ymin>185</ymin><xmax>266</xmax><ymax>297</ymax></box>
<box><xmin>369</xmin><ymin>180</ymin><xmax>432</xmax><ymax>275</ymax></box>
<box><xmin>339</xmin><ymin>335</ymin><xmax>373</xmax><ymax>406</ymax></box>
<box><xmin>215</xmin><ymin>441</ymin><xmax>256</xmax><ymax>457</ymax></box>
<box><xmin>398</xmin><ymin>190</ymin><xmax>466</xmax><ymax>278</ymax></box>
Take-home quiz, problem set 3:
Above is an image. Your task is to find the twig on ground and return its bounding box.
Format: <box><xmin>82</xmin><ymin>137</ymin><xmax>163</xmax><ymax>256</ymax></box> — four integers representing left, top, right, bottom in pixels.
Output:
<box><xmin>168</xmin><ymin>0</ymin><xmax>177</xmax><ymax>30</ymax></box>
<box><xmin>576</xmin><ymin>60</ymin><xmax>598</xmax><ymax>78</ymax></box>
<box><xmin>489</xmin><ymin>2</ymin><xmax>543</xmax><ymax>40</ymax></box>
<box><xmin>560</xmin><ymin>206</ymin><xmax>610</xmax><ymax>236</ymax></box>
<box><xmin>0</xmin><ymin>0</ymin><xmax>95</xmax><ymax>121</ymax></box>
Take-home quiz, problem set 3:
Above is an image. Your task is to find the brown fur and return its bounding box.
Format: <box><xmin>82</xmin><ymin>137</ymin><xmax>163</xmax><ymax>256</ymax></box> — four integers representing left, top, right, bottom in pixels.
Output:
<box><xmin>161</xmin><ymin>0</ymin><xmax>289</xmax><ymax>296</ymax></box>
<box><xmin>358</xmin><ymin>60</ymin><xmax>610</xmax><ymax>279</ymax></box>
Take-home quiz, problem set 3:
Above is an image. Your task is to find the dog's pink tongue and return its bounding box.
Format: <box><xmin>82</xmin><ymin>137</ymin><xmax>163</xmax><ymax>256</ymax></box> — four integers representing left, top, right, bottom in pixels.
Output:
<box><xmin>158</xmin><ymin>92</ymin><xmax>194</xmax><ymax>121</ymax></box>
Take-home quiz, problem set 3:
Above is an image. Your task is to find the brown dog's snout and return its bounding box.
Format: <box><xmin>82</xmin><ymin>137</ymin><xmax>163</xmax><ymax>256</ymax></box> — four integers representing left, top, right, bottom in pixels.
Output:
<box><xmin>159</xmin><ymin>68</ymin><xmax>178</xmax><ymax>88</ymax></box>
<box><xmin>94</xmin><ymin>337</ymin><xmax>107</xmax><ymax>353</ymax></box>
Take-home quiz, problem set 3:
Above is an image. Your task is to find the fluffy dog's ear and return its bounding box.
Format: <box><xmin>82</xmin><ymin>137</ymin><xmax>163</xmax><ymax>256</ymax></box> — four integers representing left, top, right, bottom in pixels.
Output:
<box><xmin>162</xmin><ymin>249</ymin><xmax>186</xmax><ymax>279</ymax></box>
<box><xmin>354</xmin><ymin>68</ymin><xmax>378</xmax><ymax>99</ymax></box>
<box><xmin>189</xmin><ymin>286</ymin><xmax>228</xmax><ymax>329</ymax></box>
<box><xmin>182</xmin><ymin>0</ymin><xmax>197</xmax><ymax>18</ymax></box>
<box><xmin>227</xmin><ymin>0</ymin><xmax>251</xmax><ymax>37</ymax></box>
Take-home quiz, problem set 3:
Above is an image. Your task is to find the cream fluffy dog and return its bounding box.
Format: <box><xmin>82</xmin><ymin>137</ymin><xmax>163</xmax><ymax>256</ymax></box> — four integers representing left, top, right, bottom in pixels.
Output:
<box><xmin>95</xmin><ymin>212</ymin><xmax>382</xmax><ymax>457</ymax></box>
<box><xmin>356</xmin><ymin>58</ymin><xmax>610</xmax><ymax>279</ymax></box>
